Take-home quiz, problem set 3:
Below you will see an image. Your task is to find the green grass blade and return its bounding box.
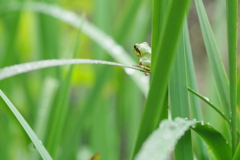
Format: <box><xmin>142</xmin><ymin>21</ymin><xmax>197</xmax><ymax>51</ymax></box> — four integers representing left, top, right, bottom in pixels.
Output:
<box><xmin>1</xmin><ymin>6</ymin><xmax>21</xmax><ymax>67</ymax></box>
<box><xmin>237</xmin><ymin>79</ymin><xmax>240</xmax><ymax>107</ymax></box>
<box><xmin>135</xmin><ymin>118</ymin><xmax>197</xmax><ymax>160</ymax></box>
<box><xmin>45</xmin><ymin>79</ymin><xmax>71</xmax><ymax>157</ymax></box>
<box><xmin>0</xmin><ymin>90</ymin><xmax>53</xmax><ymax>160</ymax></box>
<box><xmin>188</xmin><ymin>88</ymin><xmax>230</xmax><ymax>124</ymax></box>
<box><xmin>31</xmin><ymin>77</ymin><xmax>58</xmax><ymax>159</ymax></box>
<box><xmin>233</xmin><ymin>142</ymin><xmax>240</xmax><ymax>160</ymax></box>
<box><xmin>117</xmin><ymin>76</ymin><xmax>143</xmax><ymax>160</ymax></box>
<box><xmin>151</xmin><ymin>0</ymin><xmax>169</xmax><ymax>61</ymax></box>
<box><xmin>46</xmin><ymin>25</ymin><xmax>84</xmax><ymax>157</ymax></box>
<box><xmin>170</xmin><ymin>30</ymin><xmax>193</xmax><ymax>160</ymax></box>
<box><xmin>115</xmin><ymin>0</ymin><xmax>151</xmax><ymax>45</ymax></box>
<box><xmin>0</xmin><ymin>59</ymin><xmax>150</xmax><ymax>81</ymax></box>
<box><xmin>114</xmin><ymin>0</ymin><xmax>143</xmax><ymax>43</ymax></box>
<box><xmin>195</xmin><ymin>0</ymin><xmax>230</xmax><ymax>117</ymax></box>
<box><xmin>35</xmin><ymin>0</ymin><xmax>61</xmax><ymax>79</ymax></box>
<box><xmin>149</xmin><ymin>0</ymin><xmax>169</xmax><ymax>128</ymax></box>
<box><xmin>184</xmin><ymin>22</ymin><xmax>209</xmax><ymax>160</ymax></box>
<box><xmin>191</xmin><ymin>122</ymin><xmax>231</xmax><ymax>160</ymax></box>
<box><xmin>131</xmin><ymin>0</ymin><xmax>191</xmax><ymax>158</ymax></box>
<box><xmin>34</xmin><ymin>77</ymin><xmax>59</xmax><ymax>140</ymax></box>
<box><xmin>123</xmin><ymin>1</ymin><xmax>151</xmax><ymax>45</ymax></box>
<box><xmin>184</xmin><ymin>23</ymin><xmax>203</xmax><ymax>121</ymax></box>
<box><xmin>170</xmin><ymin>32</ymin><xmax>189</xmax><ymax>119</ymax></box>
<box><xmin>89</xmin><ymin>99</ymin><xmax>120</xmax><ymax>160</ymax></box>
<box><xmin>226</xmin><ymin>0</ymin><xmax>238</xmax><ymax>154</ymax></box>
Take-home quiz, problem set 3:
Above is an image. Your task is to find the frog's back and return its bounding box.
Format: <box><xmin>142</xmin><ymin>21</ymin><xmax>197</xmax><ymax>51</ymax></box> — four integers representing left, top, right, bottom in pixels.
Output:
<box><xmin>139</xmin><ymin>42</ymin><xmax>151</xmax><ymax>55</ymax></box>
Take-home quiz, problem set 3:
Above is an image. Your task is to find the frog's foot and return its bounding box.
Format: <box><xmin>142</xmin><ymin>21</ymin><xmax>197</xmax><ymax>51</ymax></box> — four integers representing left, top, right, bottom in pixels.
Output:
<box><xmin>132</xmin><ymin>64</ymin><xmax>150</xmax><ymax>71</ymax></box>
<box><xmin>132</xmin><ymin>65</ymin><xmax>150</xmax><ymax>76</ymax></box>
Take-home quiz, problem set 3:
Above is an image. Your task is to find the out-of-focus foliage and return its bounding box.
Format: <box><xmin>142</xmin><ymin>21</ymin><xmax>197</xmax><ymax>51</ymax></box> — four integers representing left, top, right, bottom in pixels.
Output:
<box><xmin>0</xmin><ymin>0</ymin><xmax>239</xmax><ymax>160</ymax></box>
<box><xmin>0</xmin><ymin>0</ymin><xmax>151</xmax><ymax>159</ymax></box>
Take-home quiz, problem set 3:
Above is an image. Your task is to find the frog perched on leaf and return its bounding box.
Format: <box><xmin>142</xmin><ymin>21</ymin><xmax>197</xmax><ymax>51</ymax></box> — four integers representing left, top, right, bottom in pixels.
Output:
<box><xmin>133</xmin><ymin>42</ymin><xmax>151</xmax><ymax>76</ymax></box>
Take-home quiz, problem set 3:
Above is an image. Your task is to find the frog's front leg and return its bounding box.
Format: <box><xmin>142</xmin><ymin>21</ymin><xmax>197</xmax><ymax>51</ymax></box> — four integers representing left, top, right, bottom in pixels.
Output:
<box><xmin>132</xmin><ymin>64</ymin><xmax>150</xmax><ymax>76</ymax></box>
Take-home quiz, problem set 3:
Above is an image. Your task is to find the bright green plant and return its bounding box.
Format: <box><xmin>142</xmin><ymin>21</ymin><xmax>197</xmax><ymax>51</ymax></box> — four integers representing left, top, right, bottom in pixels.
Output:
<box><xmin>0</xmin><ymin>0</ymin><xmax>239</xmax><ymax>160</ymax></box>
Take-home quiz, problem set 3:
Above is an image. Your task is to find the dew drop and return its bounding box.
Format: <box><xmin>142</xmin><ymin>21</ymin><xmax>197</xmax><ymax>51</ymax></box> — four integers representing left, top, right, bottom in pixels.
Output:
<box><xmin>28</xmin><ymin>143</ymin><xmax>36</xmax><ymax>151</ymax></box>
<box><xmin>203</xmin><ymin>96</ymin><xmax>209</xmax><ymax>101</ymax></box>
<box><xmin>159</xmin><ymin>120</ymin><xmax>168</xmax><ymax>128</ymax></box>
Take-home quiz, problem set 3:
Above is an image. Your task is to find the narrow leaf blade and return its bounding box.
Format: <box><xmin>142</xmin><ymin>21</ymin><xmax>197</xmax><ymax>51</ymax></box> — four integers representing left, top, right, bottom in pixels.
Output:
<box><xmin>0</xmin><ymin>59</ymin><xmax>149</xmax><ymax>81</ymax></box>
<box><xmin>195</xmin><ymin>0</ymin><xmax>230</xmax><ymax>117</ymax></box>
<box><xmin>0</xmin><ymin>90</ymin><xmax>53</xmax><ymax>160</ymax></box>
<box><xmin>132</xmin><ymin>0</ymin><xmax>191</xmax><ymax>158</ymax></box>
<box><xmin>233</xmin><ymin>142</ymin><xmax>240</xmax><ymax>160</ymax></box>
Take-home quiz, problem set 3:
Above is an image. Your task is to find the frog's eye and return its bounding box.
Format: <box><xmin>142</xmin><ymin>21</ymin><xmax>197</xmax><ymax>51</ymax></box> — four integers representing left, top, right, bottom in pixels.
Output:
<box><xmin>134</xmin><ymin>45</ymin><xmax>141</xmax><ymax>55</ymax></box>
<box><xmin>134</xmin><ymin>44</ymin><xmax>137</xmax><ymax>50</ymax></box>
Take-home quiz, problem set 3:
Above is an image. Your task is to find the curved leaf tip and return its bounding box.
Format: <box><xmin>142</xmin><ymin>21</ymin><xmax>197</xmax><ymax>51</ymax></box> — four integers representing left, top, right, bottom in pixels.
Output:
<box><xmin>135</xmin><ymin>118</ymin><xmax>197</xmax><ymax>160</ymax></box>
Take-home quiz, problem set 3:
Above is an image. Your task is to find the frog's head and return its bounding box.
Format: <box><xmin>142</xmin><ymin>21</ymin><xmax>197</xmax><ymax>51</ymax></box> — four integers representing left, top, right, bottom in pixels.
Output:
<box><xmin>133</xmin><ymin>42</ymin><xmax>151</xmax><ymax>57</ymax></box>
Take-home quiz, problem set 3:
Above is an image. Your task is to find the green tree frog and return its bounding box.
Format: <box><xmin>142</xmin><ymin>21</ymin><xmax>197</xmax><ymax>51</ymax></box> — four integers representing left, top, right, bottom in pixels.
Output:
<box><xmin>133</xmin><ymin>42</ymin><xmax>151</xmax><ymax>75</ymax></box>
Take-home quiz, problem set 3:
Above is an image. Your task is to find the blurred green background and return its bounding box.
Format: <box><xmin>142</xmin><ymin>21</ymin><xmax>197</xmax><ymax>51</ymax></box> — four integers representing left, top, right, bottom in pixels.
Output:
<box><xmin>0</xmin><ymin>0</ymin><xmax>231</xmax><ymax>160</ymax></box>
